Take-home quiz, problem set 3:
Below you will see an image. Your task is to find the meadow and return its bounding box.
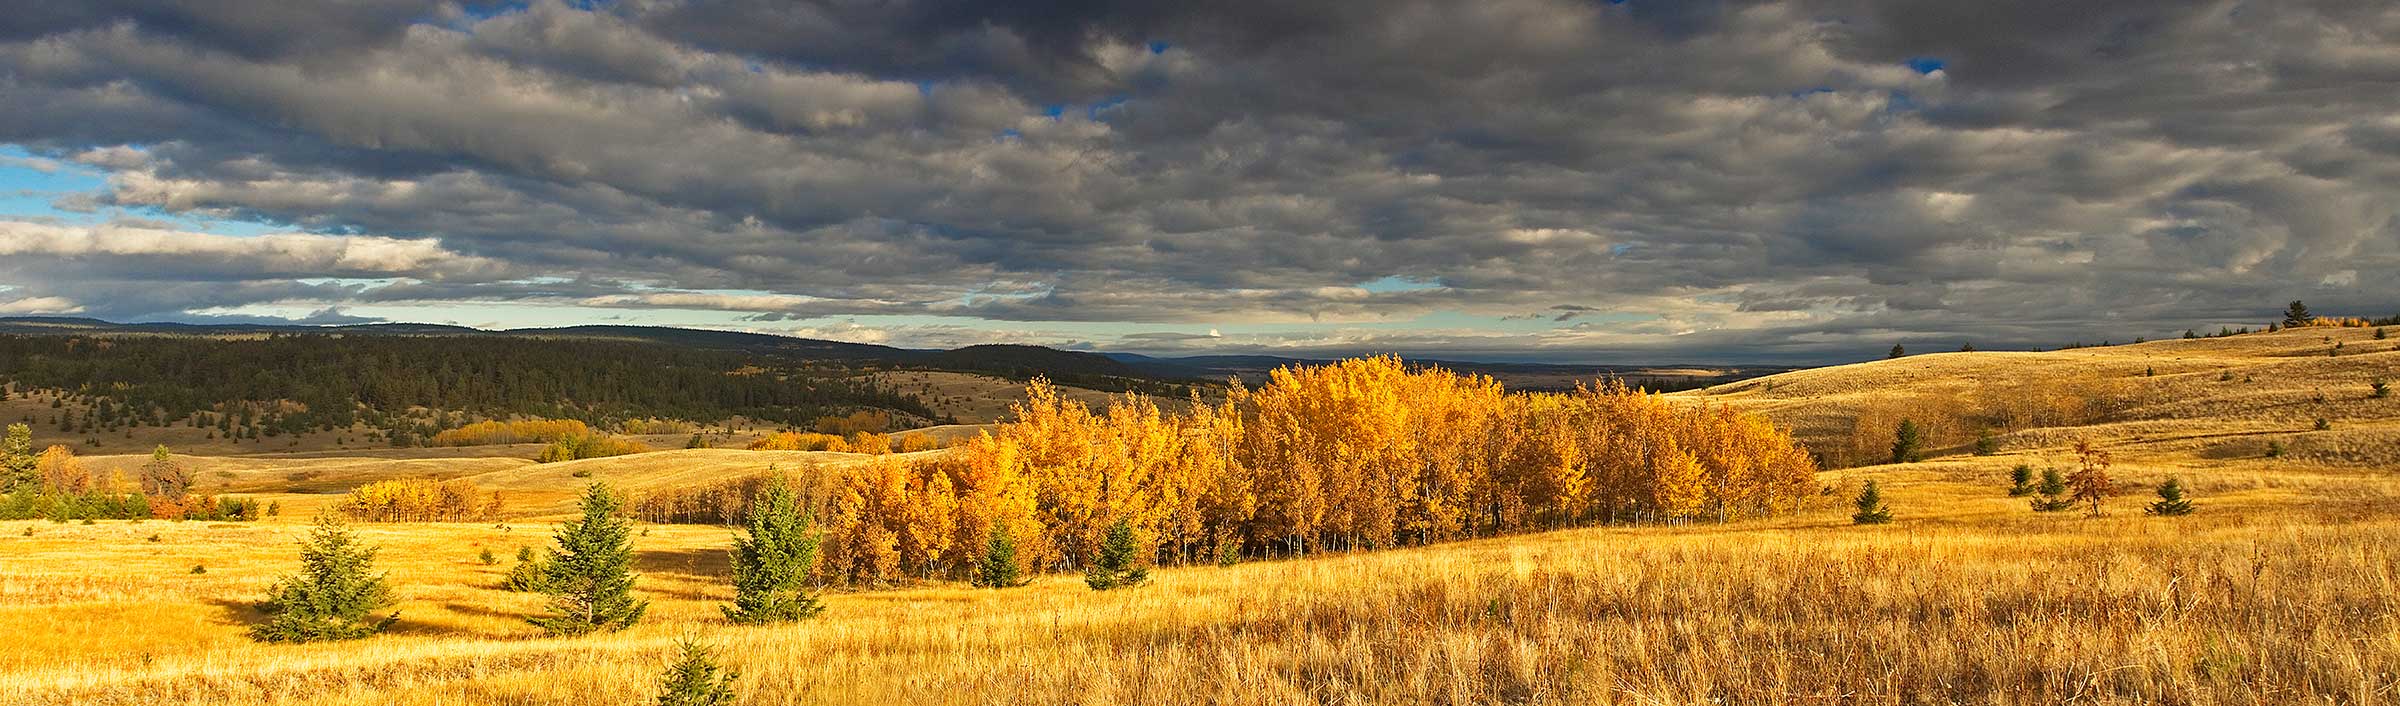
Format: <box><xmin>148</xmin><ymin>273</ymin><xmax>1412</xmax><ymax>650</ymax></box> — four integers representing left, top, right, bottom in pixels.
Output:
<box><xmin>2</xmin><ymin>326</ymin><xmax>2396</xmax><ymax>705</ymax></box>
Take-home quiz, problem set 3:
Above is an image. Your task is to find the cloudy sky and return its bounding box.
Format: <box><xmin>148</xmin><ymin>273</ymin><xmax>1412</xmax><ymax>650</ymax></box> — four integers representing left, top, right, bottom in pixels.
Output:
<box><xmin>0</xmin><ymin>1</ymin><xmax>2394</xmax><ymax>363</ymax></box>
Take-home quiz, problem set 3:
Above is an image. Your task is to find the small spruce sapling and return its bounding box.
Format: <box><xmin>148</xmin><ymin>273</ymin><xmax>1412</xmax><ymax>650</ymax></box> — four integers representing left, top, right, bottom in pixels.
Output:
<box><xmin>249</xmin><ymin>515</ymin><xmax>399</xmax><ymax>643</ymax></box>
<box><xmin>1890</xmin><ymin>419</ymin><xmax>1925</xmax><ymax>464</ymax></box>
<box><xmin>722</xmin><ymin>481</ymin><xmax>823</xmax><ymax>624</ymax></box>
<box><xmin>2006</xmin><ymin>464</ymin><xmax>2036</xmax><ymax>497</ymax></box>
<box><xmin>526</xmin><ymin>483</ymin><xmax>648</xmax><ymax>636</ymax></box>
<box><xmin>2030</xmin><ymin>468</ymin><xmax>2073</xmax><ymax>512</ymax></box>
<box><xmin>974</xmin><ymin>519</ymin><xmax>1025</xmax><ymax>589</ymax></box>
<box><xmin>654</xmin><ymin>637</ymin><xmax>738</xmax><ymax>706</ymax></box>
<box><xmin>1083</xmin><ymin>517</ymin><xmax>1150</xmax><ymax>590</ymax></box>
<box><xmin>2145</xmin><ymin>477</ymin><xmax>2195</xmax><ymax>516</ymax></box>
<box><xmin>1851</xmin><ymin>480</ymin><xmax>1894</xmax><ymax>525</ymax></box>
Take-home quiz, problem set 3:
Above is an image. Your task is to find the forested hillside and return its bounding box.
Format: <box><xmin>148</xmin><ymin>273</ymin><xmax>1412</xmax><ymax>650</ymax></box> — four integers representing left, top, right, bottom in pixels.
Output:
<box><xmin>0</xmin><ymin>334</ymin><xmax>939</xmax><ymax>443</ymax></box>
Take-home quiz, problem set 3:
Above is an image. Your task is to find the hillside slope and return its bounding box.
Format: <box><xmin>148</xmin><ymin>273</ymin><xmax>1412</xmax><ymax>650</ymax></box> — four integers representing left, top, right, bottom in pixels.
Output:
<box><xmin>1679</xmin><ymin>325</ymin><xmax>2400</xmax><ymax>469</ymax></box>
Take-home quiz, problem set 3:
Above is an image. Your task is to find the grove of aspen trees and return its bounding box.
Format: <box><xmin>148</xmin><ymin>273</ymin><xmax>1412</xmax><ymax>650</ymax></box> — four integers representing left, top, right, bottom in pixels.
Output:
<box><xmin>647</xmin><ymin>355</ymin><xmax>1817</xmax><ymax>585</ymax></box>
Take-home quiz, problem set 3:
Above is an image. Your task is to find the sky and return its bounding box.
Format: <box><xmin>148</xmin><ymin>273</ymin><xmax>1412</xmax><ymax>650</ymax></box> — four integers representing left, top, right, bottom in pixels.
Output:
<box><xmin>0</xmin><ymin>1</ymin><xmax>2394</xmax><ymax>364</ymax></box>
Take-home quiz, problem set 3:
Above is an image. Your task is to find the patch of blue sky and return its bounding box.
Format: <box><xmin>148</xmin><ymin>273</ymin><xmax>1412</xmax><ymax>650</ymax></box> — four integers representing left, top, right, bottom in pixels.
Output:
<box><xmin>0</xmin><ymin>144</ymin><xmax>287</xmax><ymax>236</ymax></box>
<box><xmin>1357</xmin><ymin>275</ymin><xmax>1443</xmax><ymax>293</ymax></box>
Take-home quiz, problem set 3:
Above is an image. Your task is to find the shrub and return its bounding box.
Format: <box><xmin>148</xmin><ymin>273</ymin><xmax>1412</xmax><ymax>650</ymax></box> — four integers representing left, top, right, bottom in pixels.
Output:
<box><xmin>2314</xmin><ymin>418</ymin><xmax>2331</xmax><ymax>431</ymax></box>
<box><xmin>1850</xmin><ymin>481</ymin><xmax>1894</xmax><ymax>525</ymax></box>
<box><xmin>479</xmin><ymin>547</ymin><xmax>499</xmax><ymax>565</ymax></box>
<box><xmin>2373</xmin><ymin>380</ymin><xmax>2389</xmax><ymax>399</ymax></box>
<box><xmin>1973</xmin><ymin>428</ymin><xmax>1998</xmax><ymax>456</ymax></box>
<box><xmin>537</xmin><ymin>433</ymin><xmax>650</xmax><ymax>463</ymax></box>
<box><xmin>430</xmin><ymin>419</ymin><xmax>593</xmax><ymax>447</ymax></box>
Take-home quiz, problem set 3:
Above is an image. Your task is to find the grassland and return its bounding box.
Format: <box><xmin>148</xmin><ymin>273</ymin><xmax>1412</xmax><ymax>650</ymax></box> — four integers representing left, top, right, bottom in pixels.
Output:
<box><xmin>2</xmin><ymin>327</ymin><xmax>2396</xmax><ymax>704</ymax></box>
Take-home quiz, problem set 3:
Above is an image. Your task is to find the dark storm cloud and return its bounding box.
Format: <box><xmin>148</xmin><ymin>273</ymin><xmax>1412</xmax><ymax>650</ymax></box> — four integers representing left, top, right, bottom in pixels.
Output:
<box><xmin>0</xmin><ymin>0</ymin><xmax>2393</xmax><ymax>361</ymax></box>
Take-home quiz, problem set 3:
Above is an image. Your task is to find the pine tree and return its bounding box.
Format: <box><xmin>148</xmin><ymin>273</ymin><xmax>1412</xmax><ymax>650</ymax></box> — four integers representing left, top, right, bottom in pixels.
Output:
<box><xmin>1973</xmin><ymin>428</ymin><xmax>1997</xmax><ymax>456</ymax></box>
<box><xmin>654</xmin><ymin>637</ymin><xmax>738</xmax><ymax>706</ymax></box>
<box><xmin>1890</xmin><ymin>419</ymin><xmax>1924</xmax><ymax>464</ymax></box>
<box><xmin>1850</xmin><ymin>480</ymin><xmax>1893</xmax><ymax>525</ymax></box>
<box><xmin>2282</xmin><ymin>300</ymin><xmax>2314</xmax><ymax>328</ymax></box>
<box><xmin>2030</xmin><ymin>467</ymin><xmax>2073</xmax><ymax>512</ymax></box>
<box><xmin>528</xmin><ymin>483</ymin><xmax>648</xmax><ymax>636</ymax></box>
<box><xmin>1</xmin><ymin>423</ymin><xmax>35</xmax><ymax>493</ymax></box>
<box><xmin>2006</xmin><ymin>464</ymin><xmax>2035</xmax><ymax>496</ymax></box>
<box><xmin>723</xmin><ymin>481</ymin><xmax>823</xmax><ymax>623</ymax></box>
<box><xmin>249</xmin><ymin>515</ymin><xmax>399</xmax><ymax>643</ymax></box>
<box><xmin>1888</xmin><ymin>344</ymin><xmax>1906</xmax><ymax>359</ymax></box>
<box><xmin>2145</xmin><ymin>477</ymin><xmax>2195</xmax><ymax>516</ymax></box>
<box><xmin>974</xmin><ymin>519</ymin><xmax>1024</xmax><ymax>588</ymax></box>
<box><xmin>1083</xmin><ymin>517</ymin><xmax>1149</xmax><ymax>590</ymax></box>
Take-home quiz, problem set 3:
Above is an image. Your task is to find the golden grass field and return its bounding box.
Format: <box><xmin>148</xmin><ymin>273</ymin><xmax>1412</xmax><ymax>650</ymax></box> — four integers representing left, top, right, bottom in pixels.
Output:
<box><xmin>2</xmin><ymin>327</ymin><xmax>2396</xmax><ymax>704</ymax></box>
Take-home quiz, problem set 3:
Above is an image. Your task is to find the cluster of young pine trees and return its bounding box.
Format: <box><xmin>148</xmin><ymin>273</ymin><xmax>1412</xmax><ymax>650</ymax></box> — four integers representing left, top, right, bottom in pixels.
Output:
<box><xmin>650</xmin><ymin>356</ymin><xmax>1817</xmax><ymax>586</ymax></box>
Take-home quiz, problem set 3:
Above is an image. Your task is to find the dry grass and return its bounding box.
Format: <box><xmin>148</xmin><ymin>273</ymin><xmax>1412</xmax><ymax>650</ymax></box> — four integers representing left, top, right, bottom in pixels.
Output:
<box><xmin>3</xmin><ymin>329</ymin><xmax>2397</xmax><ymax>704</ymax></box>
<box><xmin>4</xmin><ymin>461</ymin><xmax>2395</xmax><ymax>705</ymax></box>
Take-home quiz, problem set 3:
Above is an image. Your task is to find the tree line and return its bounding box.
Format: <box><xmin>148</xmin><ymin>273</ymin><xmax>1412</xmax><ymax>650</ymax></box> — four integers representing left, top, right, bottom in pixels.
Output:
<box><xmin>0</xmin><ymin>334</ymin><xmax>942</xmax><ymax>442</ymax></box>
<box><xmin>642</xmin><ymin>356</ymin><xmax>1818</xmax><ymax>586</ymax></box>
<box><xmin>0</xmin><ymin>427</ymin><xmax>263</xmax><ymax>520</ymax></box>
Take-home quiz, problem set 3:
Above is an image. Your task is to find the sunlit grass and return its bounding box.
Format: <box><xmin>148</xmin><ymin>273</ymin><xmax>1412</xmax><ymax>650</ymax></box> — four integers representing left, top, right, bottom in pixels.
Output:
<box><xmin>4</xmin><ymin>450</ymin><xmax>2395</xmax><ymax>704</ymax></box>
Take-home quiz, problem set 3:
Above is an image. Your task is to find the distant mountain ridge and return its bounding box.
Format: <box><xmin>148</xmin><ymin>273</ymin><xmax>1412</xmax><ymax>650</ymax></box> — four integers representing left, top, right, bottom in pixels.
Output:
<box><xmin>0</xmin><ymin>317</ymin><xmax>1174</xmax><ymax>387</ymax></box>
<box><xmin>0</xmin><ymin>317</ymin><xmax>1785</xmax><ymax>390</ymax></box>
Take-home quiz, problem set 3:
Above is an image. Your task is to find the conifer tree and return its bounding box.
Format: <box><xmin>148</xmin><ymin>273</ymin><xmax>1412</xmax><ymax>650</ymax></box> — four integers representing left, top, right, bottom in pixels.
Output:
<box><xmin>250</xmin><ymin>515</ymin><xmax>399</xmax><ymax>643</ymax></box>
<box><xmin>723</xmin><ymin>481</ymin><xmax>823</xmax><ymax>623</ymax></box>
<box><xmin>1888</xmin><ymin>344</ymin><xmax>1906</xmax><ymax>359</ymax></box>
<box><xmin>1973</xmin><ymin>428</ymin><xmax>1997</xmax><ymax>456</ymax></box>
<box><xmin>2006</xmin><ymin>464</ymin><xmax>2035</xmax><ymax>496</ymax></box>
<box><xmin>1850</xmin><ymin>480</ymin><xmax>1893</xmax><ymax>525</ymax></box>
<box><xmin>2145</xmin><ymin>477</ymin><xmax>2195</xmax><ymax>516</ymax></box>
<box><xmin>528</xmin><ymin>483</ymin><xmax>648</xmax><ymax>636</ymax></box>
<box><xmin>1890</xmin><ymin>419</ymin><xmax>1924</xmax><ymax>464</ymax></box>
<box><xmin>1083</xmin><ymin>517</ymin><xmax>1149</xmax><ymax>590</ymax></box>
<box><xmin>2282</xmin><ymin>300</ymin><xmax>2314</xmax><ymax>328</ymax></box>
<box><xmin>1</xmin><ymin>423</ymin><xmax>35</xmax><ymax>493</ymax></box>
<box><xmin>2030</xmin><ymin>467</ymin><xmax>2073</xmax><ymax>512</ymax></box>
<box><xmin>654</xmin><ymin>637</ymin><xmax>738</xmax><ymax>706</ymax></box>
<box><xmin>974</xmin><ymin>519</ymin><xmax>1024</xmax><ymax>588</ymax></box>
